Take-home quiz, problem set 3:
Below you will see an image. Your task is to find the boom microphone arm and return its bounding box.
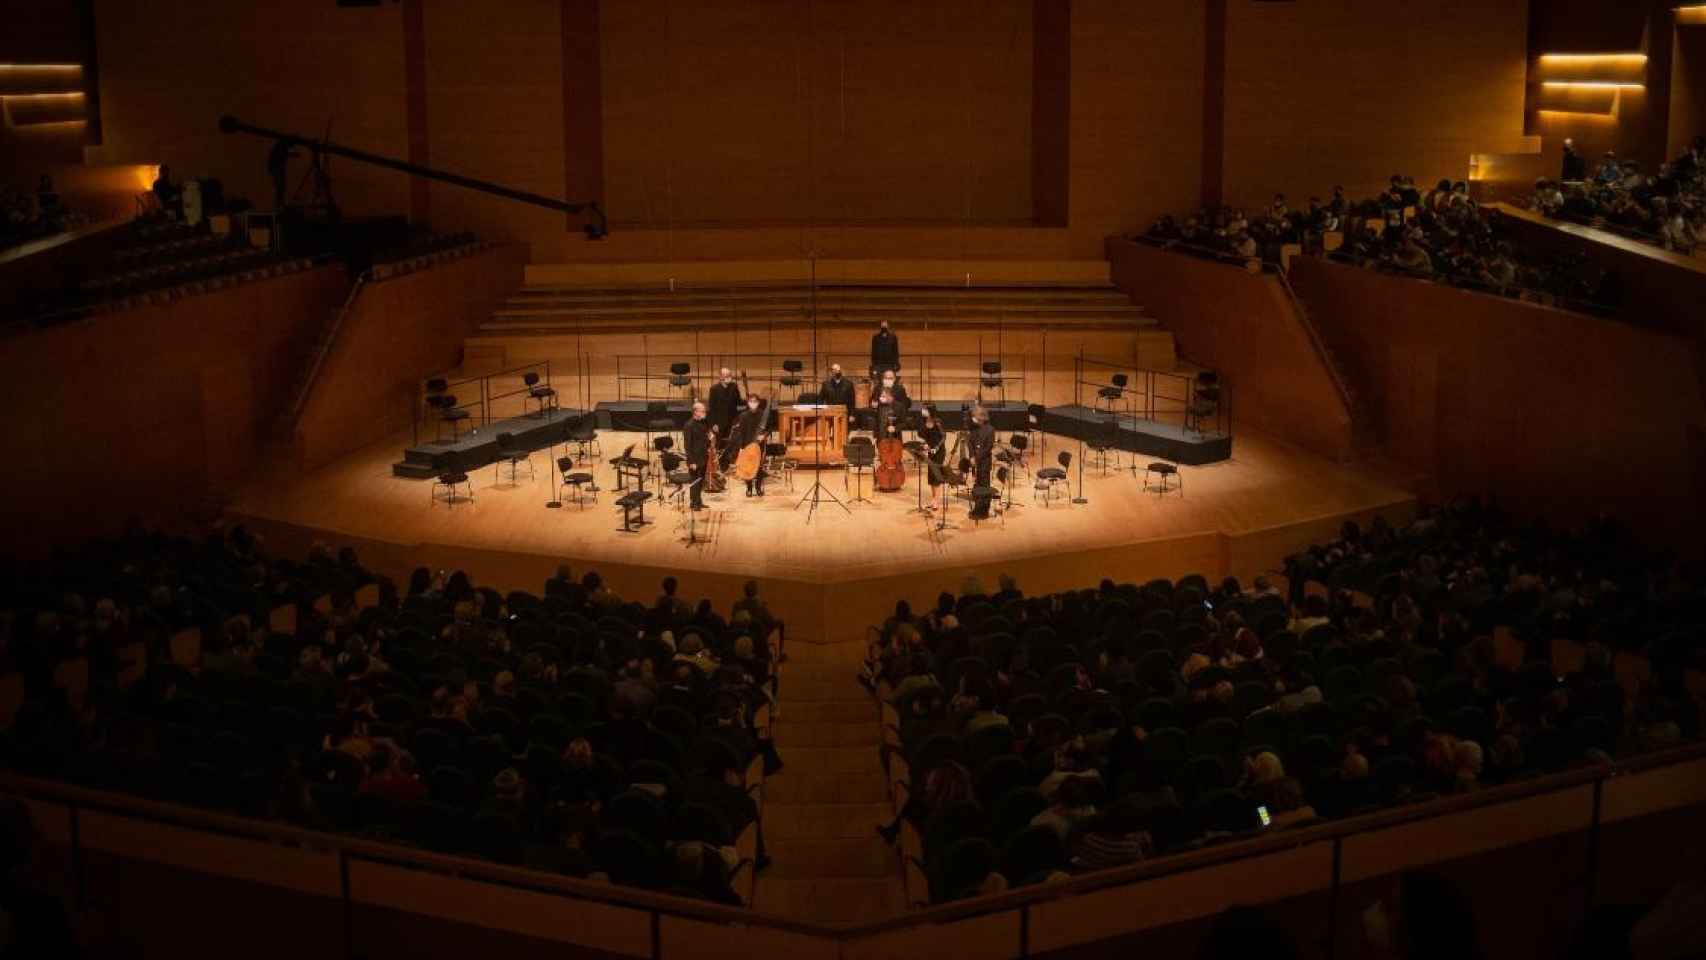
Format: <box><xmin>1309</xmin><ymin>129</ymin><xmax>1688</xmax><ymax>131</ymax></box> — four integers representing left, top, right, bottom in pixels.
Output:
<box><xmin>219</xmin><ymin>114</ymin><xmax>607</xmax><ymax>238</ymax></box>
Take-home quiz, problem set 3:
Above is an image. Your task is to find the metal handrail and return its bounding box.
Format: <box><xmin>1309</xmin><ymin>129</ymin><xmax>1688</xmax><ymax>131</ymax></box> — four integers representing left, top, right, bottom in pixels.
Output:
<box><xmin>1132</xmin><ymin>236</ymin><xmax>1356</xmax><ymax>415</ymax></box>
<box><xmin>286</xmin><ymin>266</ymin><xmax>371</xmax><ymax>430</ymax></box>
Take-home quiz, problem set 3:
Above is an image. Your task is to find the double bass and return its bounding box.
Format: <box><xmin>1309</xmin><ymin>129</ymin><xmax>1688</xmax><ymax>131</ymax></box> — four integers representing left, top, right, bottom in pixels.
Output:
<box><xmin>874</xmin><ymin>386</ymin><xmax>907</xmax><ymax>491</ymax></box>
<box><xmin>733</xmin><ymin>370</ymin><xmax>767</xmax><ymax>482</ymax></box>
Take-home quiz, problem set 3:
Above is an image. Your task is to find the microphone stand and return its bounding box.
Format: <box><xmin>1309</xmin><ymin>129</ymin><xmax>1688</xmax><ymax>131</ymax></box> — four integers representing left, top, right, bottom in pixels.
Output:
<box><xmin>1072</xmin><ymin>351</ymin><xmax>1089</xmax><ymax>505</ymax></box>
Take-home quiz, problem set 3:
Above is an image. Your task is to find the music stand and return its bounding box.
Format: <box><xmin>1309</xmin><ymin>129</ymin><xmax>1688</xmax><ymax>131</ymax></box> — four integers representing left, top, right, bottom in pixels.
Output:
<box><xmin>796</xmin><ymin>445</ymin><xmax>851</xmax><ymax>523</ymax></box>
<box><xmin>928</xmin><ymin>459</ymin><xmax>963</xmax><ymax>532</ymax></box>
<box><xmin>904</xmin><ymin>442</ymin><xmax>931</xmax><ymax>515</ymax></box>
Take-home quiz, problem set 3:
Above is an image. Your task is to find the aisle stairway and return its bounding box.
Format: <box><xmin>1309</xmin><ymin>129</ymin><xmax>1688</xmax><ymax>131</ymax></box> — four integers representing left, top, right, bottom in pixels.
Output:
<box><xmin>753</xmin><ymin>642</ymin><xmax>906</xmax><ymax>923</ymax></box>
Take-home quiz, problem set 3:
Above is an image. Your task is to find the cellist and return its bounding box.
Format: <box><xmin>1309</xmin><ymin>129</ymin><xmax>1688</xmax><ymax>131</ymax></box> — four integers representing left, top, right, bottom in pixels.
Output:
<box><xmin>732</xmin><ymin>391</ymin><xmax>770</xmax><ymax>497</ymax></box>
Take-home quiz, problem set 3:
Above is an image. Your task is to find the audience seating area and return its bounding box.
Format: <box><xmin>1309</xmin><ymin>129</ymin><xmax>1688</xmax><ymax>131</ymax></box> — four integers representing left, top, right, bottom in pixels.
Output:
<box><xmin>0</xmin><ymin>528</ymin><xmax>782</xmax><ymax>906</ymax></box>
<box><xmin>1144</xmin><ymin>176</ymin><xmax>1617</xmax><ymax>314</ymax></box>
<box><xmin>31</xmin><ymin>217</ymin><xmax>318</xmax><ymax>323</ymax></box>
<box><xmin>866</xmin><ymin>499</ymin><xmax>1703</xmax><ymax>905</ymax></box>
<box><xmin>1528</xmin><ymin>137</ymin><xmax>1706</xmax><ymax>258</ymax></box>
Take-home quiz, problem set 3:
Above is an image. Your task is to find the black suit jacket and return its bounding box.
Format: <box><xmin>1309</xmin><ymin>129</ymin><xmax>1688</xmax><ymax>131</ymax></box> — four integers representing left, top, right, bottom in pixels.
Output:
<box><xmin>706</xmin><ymin>381</ymin><xmax>743</xmax><ymax>432</ymax></box>
<box><xmin>871</xmin><ymin>331</ymin><xmax>900</xmax><ymax>369</ymax></box>
<box><xmin>819</xmin><ymin>375</ymin><xmax>855</xmax><ymax>412</ymax></box>
<box><xmin>684</xmin><ymin>417</ymin><xmax>711</xmax><ymax>463</ymax></box>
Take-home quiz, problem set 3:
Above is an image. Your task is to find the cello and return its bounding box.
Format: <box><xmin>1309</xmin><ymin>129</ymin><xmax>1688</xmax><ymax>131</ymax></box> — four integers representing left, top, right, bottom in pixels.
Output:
<box><xmin>873</xmin><ymin>386</ymin><xmax>907</xmax><ymax>491</ymax></box>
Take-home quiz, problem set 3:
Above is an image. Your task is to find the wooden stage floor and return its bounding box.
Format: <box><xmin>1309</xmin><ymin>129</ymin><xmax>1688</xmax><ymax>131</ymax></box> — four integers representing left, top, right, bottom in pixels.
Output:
<box><xmin>230</xmin><ymin>428</ymin><xmax>1416</xmax><ymax>642</ymax></box>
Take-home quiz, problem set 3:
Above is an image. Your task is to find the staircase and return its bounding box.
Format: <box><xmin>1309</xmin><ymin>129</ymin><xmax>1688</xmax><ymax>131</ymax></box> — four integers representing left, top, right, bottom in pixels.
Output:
<box><xmin>753</xmin><ymin>642</ymin><xmax>906</xmax><ymax>923</ymax></box>
<box><xmin>1271</xmin><ymin>265</ymin><xmax>1381</xmax><ymax>454</ymax></box>
<box><xmin>480</xmin><ymin>280</ymin><xmax>1154</xmax><ymax>334</ymax></box>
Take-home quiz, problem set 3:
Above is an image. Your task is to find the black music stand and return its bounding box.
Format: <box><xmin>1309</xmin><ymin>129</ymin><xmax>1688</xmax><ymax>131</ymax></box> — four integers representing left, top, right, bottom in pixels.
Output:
<box><xmin>796</xmin><ymin>439</ymin><xmax>851</xmax><ymax>523</ymax></box>
<box><xmin>928</xmin><ymin>460</ymin><xmax>964</xmax><ymax>532</ymax></box>
<box><xmin>905</xmin><ymin>442</ymin><xmax>932</xmax><ymax>516</ymax></box>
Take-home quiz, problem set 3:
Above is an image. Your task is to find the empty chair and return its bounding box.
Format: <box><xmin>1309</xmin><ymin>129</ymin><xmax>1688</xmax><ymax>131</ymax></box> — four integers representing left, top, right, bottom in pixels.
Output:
<box><xmin>1035</xmin><ymin>451</ymin><xmax>1071</xmax><ymax>504</ymax></box>
<box><xmin>1096</xmin><ymin>372</ymin><xmax>1129</xmax><ymax>414</ymax></box>
<box><xmin>429</xmin><ymin>393</ymin><xmax>471</xmax><ymax>442</ymax></box>
<box><xmin>667</xmin><ymin>362</ymin><xmax>692</xmax><ymax>399</ymax></box>
<box><xmin>557</xmin><ymin>457</ymin><xmax>596</xmax><ymax>509</ymax></box>
<box><xmin>493</xmin><ymin>432</ymin><xmax>533</xmax><ymax>484</ymax></box>
<box><xmin>523</xmin><ymin>370</ymin><xmax>556</xmax><ymax>417</ymax></box>
<box><xmin>779</xmin><ymin>359</ymin><xmax>803</xmax><ymax>402</ymax></box>
<box><xmin>565</xmin><ymin>414</ymin><xmax>602</xmax><ymax>462</ymax></box>
<box><xmin>1144</xmin><ymin>460</ymin><xmax>1181</xmax><ymax>496</ymax></box>
<box><xmin>431</xmin><ymin>454</ymin><xmax>473</xmax><ymax>508</ymax></box>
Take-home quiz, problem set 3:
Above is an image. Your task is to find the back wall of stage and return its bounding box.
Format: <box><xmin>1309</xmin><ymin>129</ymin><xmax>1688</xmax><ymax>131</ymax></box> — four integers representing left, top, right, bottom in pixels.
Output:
<box><xmin>82</xmin><ymin>0</ymin><xmax>1532</xmax><ymax>263</ymax></box>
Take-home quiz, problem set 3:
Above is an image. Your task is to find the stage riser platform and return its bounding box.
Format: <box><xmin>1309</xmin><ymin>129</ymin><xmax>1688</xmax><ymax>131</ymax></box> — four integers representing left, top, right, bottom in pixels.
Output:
<box><xmin>1042</xmin><ymin>404</ymin><xmax>1232</xmax><ymax>466</ymax></box>
<box><xmin>392</xmin><ymin>407</ymin><xmax>587</xmax><ymax>478</ymax></box>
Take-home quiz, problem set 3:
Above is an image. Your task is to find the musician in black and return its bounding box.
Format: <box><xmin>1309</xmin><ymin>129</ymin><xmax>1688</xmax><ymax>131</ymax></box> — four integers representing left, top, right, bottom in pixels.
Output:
<box><xmin>683</xmin><ymin>402</ymin><xmax>711</xmax><ymax>511</ymax></box>
<box><xmin>870</xmin><ymin>320</ymin><xmax>900</xmax><ymax>379</ymax></box>
<box><xmin>917</xmin><ymin>407</ymin><xmax>946</xmax><ymax>465</ymax></box>
<box><xmin>707</xmin><ymin>368</ymin><xmax>744</xmax><ymax>449</ymax></box>
<box><xmin>871</xmin><ymin>369</ymin><xmax>910</xmax><ymax>440</ymax></box>
<box><xmin>819</xmin><ymin>363</ymin><xmax>855</xmax><ymax>417</ymax></box>
<box><xmin>733</xmin><ymin>393</ymin><xmax>769</xmax><ymax>497</ymax></box>
<box><xmin>967</xmin><ymin>405</ymin><xmax>996</xmax><ymax>520</ymax></box>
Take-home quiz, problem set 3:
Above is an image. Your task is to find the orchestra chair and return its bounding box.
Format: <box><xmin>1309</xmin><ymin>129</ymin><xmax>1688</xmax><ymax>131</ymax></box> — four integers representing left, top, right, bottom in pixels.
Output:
<box><xmin>998</xmin><ymin>432</ymin><xmax>1030</xmax><ymax>480</ymax></box>
<box><xmin>763</xmin><ymin>441</ymin><xmax>795</xmax><ymax>492</ymax></box>
<box><xmin>645</xmin><ymin>400</ymin><xmax>674</xmax><ymax>451</ymax></box>
<box><xmin>523</xmin><ymin>371</ymin><xmax>557</xmax><ymax>418</ymax></box>
<box><xmin>1088</xmin><ymin>417</ymin><xmax>1122</xmax><ymax>475</ymax></box>
<box><xmin>650</xmin><ymin>435</ymin><xmax>675</xmax><ymax>486</ymax></box>
<box><xmin>556</xmin><ymin>457</ymin><xmax>596</xmax><ymax>509</ymax></box>
<box><xmin>1025</xmin><ymin>403</ymin><xmax>1047</xmax><ymax>457</ymax></box>
<box><xmin>566</xmin><ymin>414</ymin><xmax>602</xmax><ymax>463</ymax></box>
<box><xmin>1144</xmin><ymin>461</ymin><xmax>1182</xmax><ymax>497</ymax></box>
<box><xmin>1096</xmin><ymin>373</ymin><xmax>1129</xmax><ymax>416</ymax></box>
<box><xmin>979</xmin><ymin>361</ymin><xmax>1004</xmax><ymax>405</ymax></box>
<box><xmin>968</xmin><ymin>467</ymin><xmax>1005</xmax><ymax>528</ymax></box>
<box><xmin>668</xmin><ymin>362</ymin><xmax>693</xmax><ymax>400</ymax></box>
<box><xmin>660</xmin><ymin>451</ymin><xmax>694</xmax><ymax>505</ymax></box>
<box><xmin>1187</xmin><ymin>372</ymin><xmax>1221</xmax><ymax>435</ymax></box>
<box><xmin>493</xmin><ymin>432</ymin><xmax>534</xmax><ymax>485</ymax></box>
<box><xmin>844</xmin><ymin>437</ymin><xmax>875</xmax><ymax>504</ymax></box>
<box><xmin>780</xmin><ymin>360</ymin><xmax>804</xmax><ymax>402</ymax></box>
<box><xmin>431</xmin><ymin>453</ymin><xmax>473</xmax><ymax>508</ymax></box>
<box><xmin>1035</xmin><ymin>451</ymin><xmax>1071</xmax><ymax>505</ymax></box>
<box><xmin>429</xmin><ymin>394</ymin><xmax>471</xmax><ymax>442</ymax></box>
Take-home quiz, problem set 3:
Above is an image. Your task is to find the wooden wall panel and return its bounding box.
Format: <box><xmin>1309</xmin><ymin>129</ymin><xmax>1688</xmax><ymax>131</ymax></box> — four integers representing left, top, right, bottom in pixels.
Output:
<box><xmin>0</xmin><ymin>266</ymin><xmax>347</xmax><ymax>554</ymax></box>
<box><xmin>1289</xmin><ymin>255</ymin><xmax>1706</xmax><ymax>546</ymax></box>
<box><xmin>293</xmin><ymin>246</ymin><xmax>526</xmax><ymax>470</ymax></box>
<box><xmin>87</xmin><ymin>0</ymin><xmax>409</xmax><ymax>217</ymax></box>
<box><xmin>1030</xmin><ymin>842</ymin><xmax>1333</xmax><ymax>952</ymax></box>
<box><xmin>1222</xmin><ymin>0</ymin><xmax>1531</xmax><ymax>210</ymax></box>
<box><xmin>347</xmin><ymin>860</ymin><xmax>652</xmax><ymax>957</ymax></box>
<box><xmin>1107</xmin><ymin>239</ymin><xmax>1354</xmax><ymax>461</ymax></box>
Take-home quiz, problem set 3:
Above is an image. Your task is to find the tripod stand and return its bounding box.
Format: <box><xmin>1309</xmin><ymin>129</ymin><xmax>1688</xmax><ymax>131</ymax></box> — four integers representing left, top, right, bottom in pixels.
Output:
<box><xmin>795</xmin><ymin>465</ymin><xmax>850</xmax><ymax>522</ymax></box>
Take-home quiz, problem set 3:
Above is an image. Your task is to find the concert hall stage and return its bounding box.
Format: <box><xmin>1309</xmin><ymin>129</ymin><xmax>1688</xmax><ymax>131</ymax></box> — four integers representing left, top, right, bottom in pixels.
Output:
<box><xmin>240</xmin><ymin>426</ymin><xmax>1413</xmax><ymax>643</ymax></box>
